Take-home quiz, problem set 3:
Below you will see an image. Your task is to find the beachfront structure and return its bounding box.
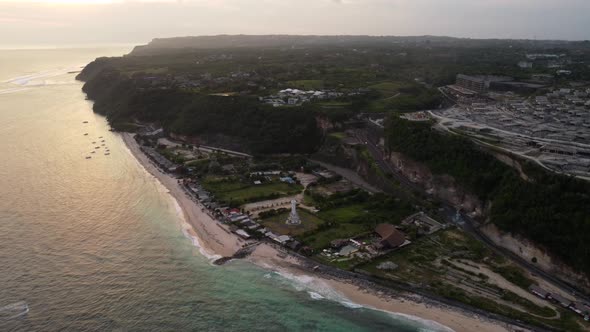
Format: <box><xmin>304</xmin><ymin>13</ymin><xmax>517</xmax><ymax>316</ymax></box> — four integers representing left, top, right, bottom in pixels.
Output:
<box><xmin>285</xmin><ymin>200</ymin><xmax>301</xmax><ymax>225</ymax></box>
<box><xmin>375</xmin><ymin>224</ymin><xmax>407</xmax><ymax>249</ymax></box>
<box><xmin>401</xmin><ymin>212</ymin><xmax>443</xmax><ymax>235</ymax></box>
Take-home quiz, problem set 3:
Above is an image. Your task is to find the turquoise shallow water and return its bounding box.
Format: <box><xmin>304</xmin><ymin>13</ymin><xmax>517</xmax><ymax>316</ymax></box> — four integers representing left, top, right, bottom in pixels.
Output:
<box><xmin>0</xmin><ymin>48</ymin><xmax>443</xmax><ymax>332</ymax></box>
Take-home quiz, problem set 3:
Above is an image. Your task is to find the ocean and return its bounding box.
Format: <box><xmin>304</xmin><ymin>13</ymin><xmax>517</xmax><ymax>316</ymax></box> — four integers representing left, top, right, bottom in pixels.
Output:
<box><xmin>0</xmin><ymin>47</ymin><xmax>444</xmax><ymax>332</ymax></box>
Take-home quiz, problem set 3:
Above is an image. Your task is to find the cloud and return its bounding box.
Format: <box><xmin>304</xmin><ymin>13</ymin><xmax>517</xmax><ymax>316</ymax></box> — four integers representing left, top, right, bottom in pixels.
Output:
<box><xmin>0</xmin><ymin>0</ymin><xmax>588</xmax><ymax>46</ymax></box>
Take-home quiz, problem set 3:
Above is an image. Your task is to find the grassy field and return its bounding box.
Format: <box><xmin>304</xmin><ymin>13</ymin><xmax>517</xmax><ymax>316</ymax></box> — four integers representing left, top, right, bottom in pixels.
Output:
<box><xmin>261</xmin><ymin>209</ymin><xmax>325</xmax><ymax>236</ymax></box>
<box><xmin>287</xmin><ymin>80</ymin><xmax>324</xmax><ymax>90</ymax></box>
<box><xmin>202</xmin><ymin>176</ymin><xmax>248</xmax><ymax>192</ymax></box>
<box><xmin>368</xmin><ymin>81</ymin><xmax>407</xmax><ymax>97</ymax></box>
<box><xmin>203</xmin><ymin>176</ymin><xmax>303</xmax><ymax>205</ymax></box>
<box><xmin>318</xmin><ymin>101</ymin><xmax>352</xmax><ymax>109</ymax></box>
<box><xmin>299</xmin><ymin>223</ymin><xmax>368</xmax><ymax>250</ymax></box>
<box><xmin>328</xmin><ymin>132</ymin><xmax>346</xmax><ymax>140</ymax></box>
<box><xmin>365</xmin><ymin>81</ymin><xmax>413</xmax><ymax>112</ymax></box>
<box><xmin>317</xmin><ymin>204</ymin><xmax>366</xmax><ymax>223</ymax></box>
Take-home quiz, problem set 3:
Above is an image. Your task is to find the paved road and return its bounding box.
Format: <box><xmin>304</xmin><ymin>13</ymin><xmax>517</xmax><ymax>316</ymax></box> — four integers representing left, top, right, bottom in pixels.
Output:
<box><xmin>308</xmin><ymin>159</ymin><xmax>382</xmax><ymax>193</ymax></box>
<box><xmin>355</xmin><ymin>127</ymin><xmax>590</xmax><ymax>304</ymax></box>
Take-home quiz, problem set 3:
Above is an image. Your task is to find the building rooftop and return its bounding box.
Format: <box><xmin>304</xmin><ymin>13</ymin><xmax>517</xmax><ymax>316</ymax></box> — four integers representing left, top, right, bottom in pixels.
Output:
<box><xmin>375</xmin><ymin>224</ymin><xmax>406</xmax><ymax>248</ymax></box>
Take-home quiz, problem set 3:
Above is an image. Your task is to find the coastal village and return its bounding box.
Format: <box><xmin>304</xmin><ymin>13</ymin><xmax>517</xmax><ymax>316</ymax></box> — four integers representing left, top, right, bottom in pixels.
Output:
<box><xmin>128</xmin><ymin>125</ymin><xmax>590</xmax><ymax>328</ymax></box>
<box><xmin>76</xmin><ymin>36</ymin><xmax>590</xmax><ymax>331</ymax></box>
<box><xmin>133</xmin><ymin>128</ymin><xmax>423</xmax><ymax>261</ymax></box>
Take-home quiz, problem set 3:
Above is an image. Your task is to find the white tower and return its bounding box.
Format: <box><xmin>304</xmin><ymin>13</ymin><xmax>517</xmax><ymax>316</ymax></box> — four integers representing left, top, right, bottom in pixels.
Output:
<box><xmin>286</xmin><ymin>200</ymin><xmax>301</xmax><ymax>225</ymax></box>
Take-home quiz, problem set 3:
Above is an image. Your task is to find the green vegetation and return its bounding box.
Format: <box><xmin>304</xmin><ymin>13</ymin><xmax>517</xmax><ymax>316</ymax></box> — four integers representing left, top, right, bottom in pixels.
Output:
<box><xmin>77</xmin><ymin>36</ymin><xmax>590</xmax><ymax>330</ymax></box>
<box><xmin>385</xmin><ymin>116</ymin><xmax>590</xmax><ymax>276</ymax></box>
<box><xmin>357</xmin><ymin>228</ymin><xmax>583</xmax><ymax>331</ymax></box>
<box><xmin>80</xmin><ymin>71</ymin><xmax>322</xmax><ymax>154</ymax></box>
<box><xmin>317</xmin><ymin>204</ymin><xmax>366</xmax><ymax>224</ymax></box>
<box><xmin>368</xmin><ymin>81</ymin><xmax>406</xmax><ymax>97</ymax></box>
<box><xmin>202</xmin><ymin>176</ymin><xmax>302</xmax><ymax>206</ymax></box>
<box><xmin>301</xmin><ymin>223</ymin><xmax>368</xmax><ymax>251</ymax></box>
<box><xmin>287</xmin><ymin>80</ymin><xmax>324</xmax><ymax>90</ymax></box>
<box><xmin>296</xmin><ymin>190</ymin><xmax>415</xmax><ymax>251</ymax></box>
<box><xmin>365</xmin><ymin>82</ymin><xmax>442</xmax><ymax>112</ymax></box>
<box><xmin>492</xmin><ymin>265</ymin><xmax>535</xmax><ymax>289</ymax></box>
<box><xmin>327</xmin><ymin>132</ymin><xmax>346</xmax><ymax>140</ymax></box>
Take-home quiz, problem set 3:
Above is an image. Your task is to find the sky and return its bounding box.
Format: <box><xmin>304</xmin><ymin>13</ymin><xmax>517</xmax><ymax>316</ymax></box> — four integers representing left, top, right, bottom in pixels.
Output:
<box><xmin>1</xmin><ymin>0</ymin><xmax>589</xmax><ymax>47</ymax></box>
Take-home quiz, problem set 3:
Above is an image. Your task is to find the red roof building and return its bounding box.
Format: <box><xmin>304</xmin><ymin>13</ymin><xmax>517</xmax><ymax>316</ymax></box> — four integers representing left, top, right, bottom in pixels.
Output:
<box><xmin>375</xmin><ymin>224</ymin><xmax>406</xmax><ymax>248</ymax></box>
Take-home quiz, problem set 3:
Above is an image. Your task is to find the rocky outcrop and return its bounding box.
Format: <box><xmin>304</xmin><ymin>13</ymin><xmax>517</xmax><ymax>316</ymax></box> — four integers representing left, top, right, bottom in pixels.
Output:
<box><xmin>481</xmin><ymin>223</ymin><xmax>590</xmax><ymax>292</ymax></box>
<box><xmin>386</xmin><ymin>151</ymin><xmax>483</xmax><ymax>216</ymax></box>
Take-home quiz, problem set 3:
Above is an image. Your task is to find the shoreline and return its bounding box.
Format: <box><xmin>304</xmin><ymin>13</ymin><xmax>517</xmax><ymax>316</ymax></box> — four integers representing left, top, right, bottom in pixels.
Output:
<box><xmin>121</xmin><ymin>133</ymin><xmax>244</xmax><ymax>258</ymax></box>
<box><xmin>121</xmin><ymin>132</ymin><xmax>519</xmax><ymax>332</ymax></box>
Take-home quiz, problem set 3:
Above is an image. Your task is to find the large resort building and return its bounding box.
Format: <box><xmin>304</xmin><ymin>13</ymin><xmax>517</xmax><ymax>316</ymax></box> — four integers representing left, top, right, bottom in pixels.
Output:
<box><xmin>456</xmin><ymin>74</ymin><xmax>487</xmax><ymax>94</ymax></box>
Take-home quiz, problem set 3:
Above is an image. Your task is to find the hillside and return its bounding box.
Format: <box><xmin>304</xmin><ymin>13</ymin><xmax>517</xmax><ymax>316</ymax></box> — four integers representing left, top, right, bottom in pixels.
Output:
<box><xmin>129</xmin><ymin>34</ymin><xmax>584</xmax><ymax>56</ymax></box>
<box><xmin>385</xmin><ymin>116</ymin><xmax>590</xmax><ymax>277</ymax></box>
<box><xmin>77</xmin><ymin>63</ymin><xmax>323</xmax><ymax>155</ymax></box>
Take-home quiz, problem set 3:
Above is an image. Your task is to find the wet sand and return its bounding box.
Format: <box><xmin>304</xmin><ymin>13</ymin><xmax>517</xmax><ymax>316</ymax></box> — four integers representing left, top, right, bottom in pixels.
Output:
<box><xmin>122</xmin><ymin>133</ymin><xmax>243</xmax><ymax>258</ymax></box>
<box><xmin>122</xmin><ymin>133</ymin><xmax>519</xmax><ymax>332</ymax></box>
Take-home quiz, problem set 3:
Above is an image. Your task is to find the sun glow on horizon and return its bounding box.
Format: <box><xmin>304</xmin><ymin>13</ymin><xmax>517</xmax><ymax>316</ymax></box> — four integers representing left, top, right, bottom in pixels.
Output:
<box><xmin>5</xmin><ymin>0</ymin><xmax>118</xmax><ymax>3</ymax></box>
<box><xmin>0</xmin><ymin>0</ymin><xmax>135</xmax><ymax>5</ymax></box>
<box><xmin>0</xmin><ymin>0</ymin><xmax>186</xmax><ymax>3</ymax></box>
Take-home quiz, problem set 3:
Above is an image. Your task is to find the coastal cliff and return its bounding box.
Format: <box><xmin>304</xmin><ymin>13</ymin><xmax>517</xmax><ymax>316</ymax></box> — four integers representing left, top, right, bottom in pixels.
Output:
<box><xmin>76</xmin><ymin>58</ymin><xmax>324</xmax><ymax>155</ymax></box>
<box><xmin>313</xmin><ymin>119</ymin><xmax>590</xmax><ymax>291</ymax></box>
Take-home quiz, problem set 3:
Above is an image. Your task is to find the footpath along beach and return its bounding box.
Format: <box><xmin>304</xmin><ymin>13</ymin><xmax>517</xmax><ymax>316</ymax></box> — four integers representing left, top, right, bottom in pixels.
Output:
<box><xmin>121</xmin><ymin>133</ymin><xmax>522</xmax><ymax>332</ymax></box>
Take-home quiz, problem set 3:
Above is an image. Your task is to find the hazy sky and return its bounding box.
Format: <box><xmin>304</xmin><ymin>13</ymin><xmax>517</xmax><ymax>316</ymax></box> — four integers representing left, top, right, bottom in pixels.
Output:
<box><xmin>1</xmin><ymin>0</ymin><xmax>589</xmax><ymax>47</ymax></box>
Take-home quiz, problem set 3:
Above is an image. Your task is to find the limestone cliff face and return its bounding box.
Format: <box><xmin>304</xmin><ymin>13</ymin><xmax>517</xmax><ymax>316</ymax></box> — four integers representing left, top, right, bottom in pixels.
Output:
<box><xmin>385</xmin><ymin>152</ymin><xmax>484</xmax><ymax>217</ymax></box>
<box><xmin>315</xmin><ymin>136</ymin><xmax>484</xmax><ymax>215</ymax></box>
<box><xmin>315</xmin><ymin>116</ymin><xmax>336</xmax><ymax>134</ymax></box>
<box><xmin>482</xmin><ymin>223</ymin><xmax>590</xmax><ymax>292</ymax></box>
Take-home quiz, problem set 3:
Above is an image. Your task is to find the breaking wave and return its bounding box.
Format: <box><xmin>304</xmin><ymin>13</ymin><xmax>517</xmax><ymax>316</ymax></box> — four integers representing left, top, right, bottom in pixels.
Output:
<box><xmin>120</xmin><ymin>134</ymin><xmax>222</xmax><ymax>262</ymax></box>
<box><xmin>3</xmin><ymin>66</ymin><xmax>82</xmax><ymax>87</ymax></box>
<box><xmin>175</xmin><ymin>199</ymin><xmax>222</xmax><ymax>262</ymax></box>
<box><xmin>263</xmin><ymin>267</ymin><xmax>454</xmax><ymax>332</ymax></box>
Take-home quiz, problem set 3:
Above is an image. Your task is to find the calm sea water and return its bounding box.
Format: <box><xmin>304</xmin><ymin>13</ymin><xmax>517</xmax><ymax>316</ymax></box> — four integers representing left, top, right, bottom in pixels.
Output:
<box><xmin>0</xmin><ymin>48</ymin><xmax>443</xmax><ymax>332</ymax></box>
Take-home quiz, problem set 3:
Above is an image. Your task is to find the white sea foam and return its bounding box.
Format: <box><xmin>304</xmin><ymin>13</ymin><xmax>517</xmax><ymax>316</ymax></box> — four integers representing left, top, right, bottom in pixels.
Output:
<box><xmin>375</xmin><ymin>309</ymin><xmax>455</xmax><ymax>332</ymax></box>
<box><xmin>4</xmin><ymin>66</ymin><xmax>82</xmax><ymax>87</ymax></box>
<box><xmin>308</xmin><ymin>291</ymin><xmax>325</xmax><ymax>300</ymax></box>
<box><xmin>120</xmin><ymin>134</ymin><xmax>223</xmax><ymax>263</ymax></box>
<box><xmin>174</xmin><ymin>199</ymin><xmax>222</xmax><ymax>262</ymax></box>
<box><xmin>264</xmin><ymin>267</ymin><xmax>454</xmax><ymax>332</ymax></box>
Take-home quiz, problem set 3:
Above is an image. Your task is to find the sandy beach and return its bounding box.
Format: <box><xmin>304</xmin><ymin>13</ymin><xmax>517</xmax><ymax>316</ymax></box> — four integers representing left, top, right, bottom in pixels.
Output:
<box><xmin>248</xmin><ymin>243</ymin><xmax>517</xmax><ymax>332</ymax></box>
<box><xmin>122</xmin><ymin>132</ymin><xmax>520</xmax><ymax>332</ymax></box>
<box><xmin>122</xmin><ymin>133</ymin><xmax>244</xmax><ymax>258</ymax></box>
